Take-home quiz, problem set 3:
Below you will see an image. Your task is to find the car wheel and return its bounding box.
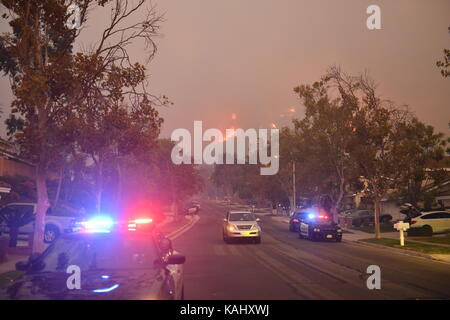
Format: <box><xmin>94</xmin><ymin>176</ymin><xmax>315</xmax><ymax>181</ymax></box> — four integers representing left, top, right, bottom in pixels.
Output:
<box><xmin>307</xmin><ymin>230</ymin><xmax>314</xmax><ymax>241</ymax></box>
<box><xmin>422</xmin><ymin>225</ymin><xmax>433</xmax><ymax>236</ymax></box>
<box><xmin>336</xmin><ymin>236</ymin><xmax>342</xmax><ymax>243</ymax></box>
<box><xmin>298</xmin><ymin>230</ymin><xmax>304</xmax><ymax>239</ymax></box>
<box><xmin>44</xmin><ymin>225</ymin><xmax>59</xmax><ymax>243</ymax></box>
<box><xmin>223</xmin><ymin>232</ymin><xmax>229</xmax><ymax>243</ymax></box>
<box><xmin>289</xmin><ymin>224</ymin><xmax>295</xmax><ymax>232</ymax></box>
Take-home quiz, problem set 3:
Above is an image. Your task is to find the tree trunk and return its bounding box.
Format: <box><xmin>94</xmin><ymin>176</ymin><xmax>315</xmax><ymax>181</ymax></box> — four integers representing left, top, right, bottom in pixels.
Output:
<box><xmin>33</xmin><ymin>161</ymin><xmax>50</xmax><ymax>253</ymax></box>
<box><xmin>330</xmin><ymin>206</ymin><xmax>339</xmax><ymax>224</ymax></box>
<box><xmin>331</xmin><ymin>176</ymin><xmax>346</xmax><ymax>223</ymax></box>
<box><xmin>374</xmin><ymin>198</ymin><xmax>381</xmax><ymax>239</ymax></box>
<box><xmin>54</xmin><ymin>163</ymin><xmax>65</xmax><ymax>208</ymax></box>
<box><xmin>95</xmin><ymin>156</ymin><xmax>104</xmax><ymax>214</ymax></box>
<box><xmin>116</xmin><ymin>159</ymin><xmax>122</xmax><ymax>216</ymax></box>
<box><xmin>32</xmin><ymin>6</ymin><xmax>49</xmax><ymax>253</ymax></box>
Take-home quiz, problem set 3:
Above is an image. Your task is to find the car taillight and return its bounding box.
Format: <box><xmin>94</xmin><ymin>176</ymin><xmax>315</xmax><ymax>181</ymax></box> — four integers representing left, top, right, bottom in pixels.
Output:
<box><xmin>293</xmin><ymin>218</ymin><xmax>299</xmax><ymax>223</ymax></box>
<box><xmin>128</xmin><ymin>218</ymin><xmax>153</xmax><ymax>231</ymax></box>
<box><xmin>410</xmin><ymin>220</ymin><xmax>417</xmax><ymax>225</ymax></box>
<box><xmin>318</xmin><ymin>215</ymin><xmax>329</xmax><ymax>220</ymax></box>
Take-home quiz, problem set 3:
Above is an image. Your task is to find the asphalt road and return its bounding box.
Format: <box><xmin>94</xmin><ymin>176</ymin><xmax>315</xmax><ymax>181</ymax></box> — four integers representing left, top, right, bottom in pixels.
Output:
<box><xmin>173</xmin><ymin>202</ymin><xmax>450</xmax><ymax>300</ymax></box>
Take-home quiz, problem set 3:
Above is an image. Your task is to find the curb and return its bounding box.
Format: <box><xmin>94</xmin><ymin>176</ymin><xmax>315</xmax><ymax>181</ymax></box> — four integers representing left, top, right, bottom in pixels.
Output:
<box><xmin>348</xmin><ymin>239</ymin><xmax>450</xmax><ymax>264</ymax></box>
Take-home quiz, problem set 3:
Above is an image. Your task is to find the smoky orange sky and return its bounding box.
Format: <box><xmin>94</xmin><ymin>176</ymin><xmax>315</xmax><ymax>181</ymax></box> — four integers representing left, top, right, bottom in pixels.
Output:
<box><xmin>0</xmin><ymin>0</ymin><xmax>449</xmax><ymax>138</ymax></box>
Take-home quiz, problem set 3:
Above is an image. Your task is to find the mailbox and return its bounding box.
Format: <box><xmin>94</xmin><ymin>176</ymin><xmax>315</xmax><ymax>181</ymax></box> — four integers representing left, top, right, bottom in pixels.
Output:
<box><xmin>393</xmin><ymin>221</ymin><xmax>410</xmax><ymax>246</ymax></box>
<box><xmin>394</xmin><ymin>222</ymin><xmax>410</xmax><ymax>232</ymax></box>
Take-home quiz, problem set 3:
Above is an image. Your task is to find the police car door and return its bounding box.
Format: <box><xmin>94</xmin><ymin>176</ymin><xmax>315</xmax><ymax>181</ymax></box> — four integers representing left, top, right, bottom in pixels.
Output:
<box><xmin>299</xmin><ymin>213</ymin><xmax>308</xmax><ymax>236</ymax></box>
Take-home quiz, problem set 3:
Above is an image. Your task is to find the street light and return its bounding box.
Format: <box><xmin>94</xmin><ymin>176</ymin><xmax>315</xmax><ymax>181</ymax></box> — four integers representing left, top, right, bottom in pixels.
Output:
<box><xmin>292</xmin><ymin>161</ymin><xmax>296</xmax><ymax>214</ymax></box>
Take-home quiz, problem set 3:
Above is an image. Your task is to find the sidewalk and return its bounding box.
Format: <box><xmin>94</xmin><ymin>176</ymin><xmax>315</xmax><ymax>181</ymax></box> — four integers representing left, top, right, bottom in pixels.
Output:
<box><xmin>343</xmin><ymin>229</ymin><xmax>398</xmax><ymax>241</ymax></box>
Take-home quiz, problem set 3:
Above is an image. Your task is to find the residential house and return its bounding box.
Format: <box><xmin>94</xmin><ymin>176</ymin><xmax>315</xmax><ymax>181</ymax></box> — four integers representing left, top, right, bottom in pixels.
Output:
<box><xmin>0</xmin><ymin>138</ymin><xmax>35</xmax><ymax>179</ymax></box>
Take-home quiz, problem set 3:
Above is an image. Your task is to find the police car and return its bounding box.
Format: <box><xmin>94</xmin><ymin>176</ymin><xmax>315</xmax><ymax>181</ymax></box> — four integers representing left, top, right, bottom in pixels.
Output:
<box><xmin>298</xmin><ymin>211</ymin><xmax>342</xmax><ymax>242</ymax></box>
<box><xmin>2</xmin><ymin>216</ymin><xmax>186</xmax><ymax>300</ymax></box>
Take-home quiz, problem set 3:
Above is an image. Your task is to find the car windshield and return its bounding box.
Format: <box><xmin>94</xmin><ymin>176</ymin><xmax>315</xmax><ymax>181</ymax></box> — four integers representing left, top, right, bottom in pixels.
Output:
<box><xmin>31</xmin><ymin>233</ymin><xmax>159</xmax><ymax>273</ymax></box>
<box><xmin>229</xmin><ymin>212</ymin><xmax>256</xmax><ymax>221</ymax></box>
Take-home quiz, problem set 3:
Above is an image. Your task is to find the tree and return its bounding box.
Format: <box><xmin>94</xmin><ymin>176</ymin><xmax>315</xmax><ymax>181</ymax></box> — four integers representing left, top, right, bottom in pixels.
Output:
<box><xmin>0</xmin><ymin>0</ymin><xmax>166</xmax><ymax>252</ymax></box>
<box><xmin>394</xmin><ymin>119</ymin><xmax>447</xmax><ymax>207</ymax></box>
<box><xmin>447</xmin><ymin>123</ymin><xmax>450</xmax><ymax>156</ymax></box>
<box><xmin>293</xmin><ymin>70</ymin><xmax>359</xmax><ymax>221</ymax></box>
<box><xmin>0</xmin><ymin>0</ymin><xmax>87</xmax><ymax>252</ymax></box>
<box><xmin>332</xmin><ymin>69</ymin><xmax>424</xmax><ymax>238</ymax></box>
<box><xmin>274</xmin><ymin>127</ymin><xmax>300</xmax><ymax>210</ymax></box>
<box><xmin>290</xmin><ymin>67</ymin><xmax>445</xmax><ymax>238</ymax></box>
<box><xmin>436</xmin><ymin>27</ymin><xmax>450</xmax><ymax>78</ymax></box>
<box><xmin>151</xmin><ymin>139</ymin><xmax>204</xmax><ymax>214</ymax></box>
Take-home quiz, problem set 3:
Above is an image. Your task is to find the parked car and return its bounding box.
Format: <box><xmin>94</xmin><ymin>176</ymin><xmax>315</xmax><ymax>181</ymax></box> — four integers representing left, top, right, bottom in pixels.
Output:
<box><xmin>0</xmin><ymin>203</ymin><xmax>84</xmax><ymax>243</ymax></box>
<box><xmin>345</xmin><ymin>209</ymin><xmax>392</xmax><ymax>227</ymax></box>
<box><xmin>339</xmin><ymin>208</ymin><xmax>359</xmax><ymax>216</ymax></box>
<box><xmin>408</xmin><ymin>211</ymin><xmax>450</xmax><ymax>235</ymax></box>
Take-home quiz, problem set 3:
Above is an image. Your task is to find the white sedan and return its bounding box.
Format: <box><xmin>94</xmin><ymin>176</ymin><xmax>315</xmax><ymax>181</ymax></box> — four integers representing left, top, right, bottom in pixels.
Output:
<box><xmin>410</xmin><ymin>211</ymin><xmax>450</xmax><ymax>234</ymax></box>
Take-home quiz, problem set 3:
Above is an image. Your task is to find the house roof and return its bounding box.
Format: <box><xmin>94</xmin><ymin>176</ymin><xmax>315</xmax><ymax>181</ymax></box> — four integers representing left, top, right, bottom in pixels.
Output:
<box><xmin>424</xmin><ymin>178</ymin><xmax>450</xmax><ymax>194</ymax></box>
<box><xmin>0</xmin><ymin>149</ymin><xmax>35</xmax><ymax>167</ymax></box>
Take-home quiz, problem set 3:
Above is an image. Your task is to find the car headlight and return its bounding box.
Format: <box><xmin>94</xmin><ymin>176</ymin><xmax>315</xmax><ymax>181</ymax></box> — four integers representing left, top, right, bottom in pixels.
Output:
<box><xmin>227</xmin><ymin>224</ymin><xmax>236</xmax><ymax>232</ymax></box>
<box><xmin>314</xmin><ymin>228</ymin><xmax>320</xmax><ymax>232</ymax></box>
<box><xmin>337</xmin><ymin>229</ymin><xmax>342</xmax><ymax>233</ymax></box>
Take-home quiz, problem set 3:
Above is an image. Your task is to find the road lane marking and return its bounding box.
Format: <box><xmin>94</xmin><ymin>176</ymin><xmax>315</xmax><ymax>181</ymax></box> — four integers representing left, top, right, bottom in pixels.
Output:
<box><xmin>168</xmin><ymin>215</ymin><xmax>200</xmax><ymax>240</ymax></box>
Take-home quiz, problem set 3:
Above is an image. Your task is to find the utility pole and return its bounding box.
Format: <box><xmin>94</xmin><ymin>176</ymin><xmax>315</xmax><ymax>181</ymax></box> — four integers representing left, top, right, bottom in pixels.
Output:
<box><xmin>292</xmin><ymin>161</ymin><xmax>296</xmax><ymax>215</ymax></box>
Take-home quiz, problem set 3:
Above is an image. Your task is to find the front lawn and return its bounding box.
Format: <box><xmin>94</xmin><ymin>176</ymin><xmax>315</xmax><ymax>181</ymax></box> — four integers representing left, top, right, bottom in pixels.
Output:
<box><xmin>361</xmin><ymin>238</ymin><xmax>450</xmax><ymax>255</ymax></box>
<box><xmin>409</xmin><ymin>235</ymin><xmax>450</xmax><ymax>246</ymax></box>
